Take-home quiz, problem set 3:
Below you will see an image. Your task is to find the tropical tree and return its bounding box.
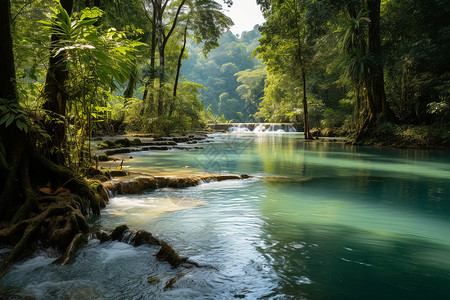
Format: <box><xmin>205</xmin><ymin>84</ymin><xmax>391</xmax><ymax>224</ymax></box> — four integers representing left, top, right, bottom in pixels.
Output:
<box><xmin>140</xmin><ymin>0</ymin><xmax>232</xmax><ymax>133</ymax></box>
<box><xmin>0</xmin><ymin>0</ymin><xmax>109</xmax><ymax>275</ymax></box>
<box><xmin>256</xmin><ymin>0</ymin><xmax>315</xmax><ymax>138</ymax></box>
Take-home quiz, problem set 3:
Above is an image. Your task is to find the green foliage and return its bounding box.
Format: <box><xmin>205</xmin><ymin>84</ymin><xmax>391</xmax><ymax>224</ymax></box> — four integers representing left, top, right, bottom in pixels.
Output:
<box><xmin>114</xmin><ymin>138</ymin><xmax>131</xmax><ymax>147</ymax></box>
<box><xmin>0</xmin><ymin>101</ymin><xmax>29</xmax><ymax>133</ymax></box>
<box><xmin>132</xmin><ymin>138</ymin><xmax>142</xmax><ymax>145</ymax></box>
<box><xmin>382</xmin><ymin>0</ymin><xmax>450</xmax><ymax>124</ymax></box>
<box><xmin>182</xmin><ymin>28</ymin><xmax>263</xmax><ymax>122</ymax></box>
<box><xmin>37</xmin><ymin>2</ymin><xmax>145</xmax><ymax>169</ymax></box>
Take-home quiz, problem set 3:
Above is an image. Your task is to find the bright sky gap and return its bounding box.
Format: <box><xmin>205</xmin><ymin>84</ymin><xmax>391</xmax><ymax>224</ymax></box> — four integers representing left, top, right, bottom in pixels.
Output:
<box><xmin>220</xmin><ymin>0</ymin><xmax>265</xmax><ymax>35</ymax></box>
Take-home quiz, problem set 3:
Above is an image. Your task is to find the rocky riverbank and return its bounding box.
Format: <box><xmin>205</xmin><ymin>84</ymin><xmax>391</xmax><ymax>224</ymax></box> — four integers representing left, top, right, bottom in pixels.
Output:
<box><xmin>102</xmin><ymin>173</ymin><xmax>252</xmax><ymax>195</ymax></box>
<box><xmin>92</xmin><ymin>132</ymin><xmax>212</xmax><ymax>162</ymax></box>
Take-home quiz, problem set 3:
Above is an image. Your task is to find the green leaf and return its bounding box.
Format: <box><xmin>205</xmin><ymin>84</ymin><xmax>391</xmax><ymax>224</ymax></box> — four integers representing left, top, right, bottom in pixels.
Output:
<box><xmin>5</xmin><ymin>114</ymin><xmax>15</xmax><ymax>127</ymax></box>
<box><xmin>0</xmin><ymin>113</ymin><xmax>11</xmax><ymax>125</ymax></box>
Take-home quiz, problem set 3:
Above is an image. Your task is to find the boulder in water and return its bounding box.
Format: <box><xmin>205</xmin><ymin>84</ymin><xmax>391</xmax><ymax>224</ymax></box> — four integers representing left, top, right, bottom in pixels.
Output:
<box><xmin>52</xmin><ymin>233</ymin><xmax>88</xmax><ymax>265</ymax></box>
<box><xmin>111</xmin><ymin>225</ymin><xmax>129</xmax><ymax>241</ymax></box>
<box><xmin>134</xmin><ymin>230</ymin><xmax>161</xmax><ymax>246</ymax></box>
<box><xmin>156</xmin><ymin>241</ymin><xmax>187</xmax><ymax>268</ymax></box>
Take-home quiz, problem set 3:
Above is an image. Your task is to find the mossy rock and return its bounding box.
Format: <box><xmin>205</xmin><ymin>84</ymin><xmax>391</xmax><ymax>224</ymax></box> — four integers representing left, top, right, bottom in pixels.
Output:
<box><xmin>114</xmin><ymin>138</ymin><xmax>131</xmax><ymax>147</ymax></box>
<box><xmin>97</xmin><ymin>139</ymin><xmax>116</xmax><ymax>149</ymax></box>
<box><xmin>134</xmin><ymin>230</ymin><xmax>161</xmax><ymax>246</ymax></box>
<box><xmin>131</xmin><ymin>138</ymin><xmax>142</xmax><ymax>146</ymax></box>
<box><xmin>156</xmin><ymin>241</ymin><xmax>187</xmax><ymax>268</ymax></box>
<box><xmin>109</xmin><ymin>170</ymin><xmax>127</xmax><ymax>177</ymax></box>
<box><xmin>98</xmin><ymin>154</ymin><xmax>109</xmax><ymax>162</ymax></box>
<box><xmin>111</xmin><ymin>225</ymin><xmax>129</xmax><ymax>241</ymax></box>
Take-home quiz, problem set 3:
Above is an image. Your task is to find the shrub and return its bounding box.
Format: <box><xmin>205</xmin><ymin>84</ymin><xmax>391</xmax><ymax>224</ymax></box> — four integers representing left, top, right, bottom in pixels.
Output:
<box><xmin>131</xmin><ymin>138</ymin><xmax>142</xmax><ymax>145</ymax></box>
<box><xmin>114</xmin><ymin>138</ymin><xmax>131</xmax><ymax>147</ymax></box>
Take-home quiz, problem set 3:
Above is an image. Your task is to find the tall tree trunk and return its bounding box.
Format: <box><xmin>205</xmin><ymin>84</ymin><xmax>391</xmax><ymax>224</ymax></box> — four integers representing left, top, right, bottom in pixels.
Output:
<box><xmin>173</xmin><ymin>21</ymin><xmax>189</xmax><ymax>98</ymax></box>
<box><xmin>123</xmin><ymin>63</ymin><xmax>137</xmax><ymax>99</ymax></box>
<box><xmin>366</xmin><ymin>0</ymin><xmax>396</xmax><ymax>122</ymax></box>
<box><xmin>0</xmin><ymin>0</ymin><xmax>20</xmax><ymax>218</ymax></box>
<box><xmin>0</xmin><ymin>0</ymin><xmax>16</xmax><ymax>102</ymax></box>
<box><xmin>142</xmin><ymin>5</ymin><xmax>158</xmax><ymax>121</ymax></box>
<box><xmin>42</xmin><ymin>0</ymin><xmax>74</xmax><ymax>164</ymax></box>
<box><xmin>301</xmin><ymin>68</ymin><xmax>312</xmax><ymax>139</ymax></box>
<box><xmin>169</xmin><ymin>21</ymin><xmax>189</xmax><ymax>118</ymax></box>
<box><xmin>0</xmin><ymin>0</ymin><xmax>35</xmax><ymax>221</ymax></box>
<box><xmin>154</xmin><ymin>0</ymin><xmax>187</xmax><ymax>117</ymax></box>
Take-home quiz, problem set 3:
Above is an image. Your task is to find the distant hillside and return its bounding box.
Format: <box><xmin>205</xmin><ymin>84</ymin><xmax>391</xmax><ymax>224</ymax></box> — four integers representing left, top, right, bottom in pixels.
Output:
<box><xmin>181</xmin><ymin>26</ymin><xmax>265</xmax><ymax>122</ymax></box>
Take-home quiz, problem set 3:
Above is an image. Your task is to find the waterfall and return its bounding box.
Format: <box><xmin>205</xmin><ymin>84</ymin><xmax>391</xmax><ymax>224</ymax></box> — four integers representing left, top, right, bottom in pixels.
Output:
<box><xmin>228</xmin><ymin>123</ymin><xmax>297</xmax><ymax>133</ymax></box>
<box><xmin>265</xmin><ymin>124</ymin><xmax>285</xmax><ymax>132</ymax></box>
<box><xmin>228</xmin><ymin>124</ymin><xmax>251</xmax><ymax>132</ymax></box>
<box><xmin>253</xmin><ymin>124</ymin><xmax>266</xmax><ymax>132</ymax></box>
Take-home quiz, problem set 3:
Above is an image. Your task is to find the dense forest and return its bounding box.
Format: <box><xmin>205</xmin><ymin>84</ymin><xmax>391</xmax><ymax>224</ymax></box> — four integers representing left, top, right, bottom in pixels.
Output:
<box><xmin>182</xmin><ymin>27</ymin><xmax>265</xmax><ymax>122</ymax></box>
<box><xmin>255</xmin><ymin>0</ymin><xmax>450</xmax><ymax>142</ymax></box>
<box><xmin>0</xmin><ymin>0</ymin><xmax>449</xmax><ymax>276</ymax></box>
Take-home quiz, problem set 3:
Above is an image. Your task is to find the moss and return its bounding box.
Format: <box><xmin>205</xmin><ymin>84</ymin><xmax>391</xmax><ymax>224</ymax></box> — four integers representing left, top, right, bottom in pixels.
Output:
<box><xmin>52</xmin><ymin>233</ymin><xmax>88</xmax><ymax>265</ymax></box>
<box><xmin>98</xmin><ymin>154</ymin><xmax>109</xmax><ymax>161</ymax></box>
<box><xmin>134</xmin><ymin>230</ymin><xmax>161</xmax><ymax>246</ymax></box>
<box><xmin>97</xmin><ymin>139</ymin><xmax>116</xmax><ymax>149</ymax></box>
<box><xmin>109</xmin><ymin>170</ymin><xmax>127</xmax><ymax>177</ymax></box>
<box><xmin>156</xmin><ymin>241</ymin><xmax>187</xmax><ymax>268</ymax></box>
<box><xmin>111</xmin><ymin>225</ymin><xmax>129</xmax><ymax>241</ymax></box>
<box><xmin>131</xmin><ymin>138</ymin><xmax>142</xmax><ymax>146</ymax></box>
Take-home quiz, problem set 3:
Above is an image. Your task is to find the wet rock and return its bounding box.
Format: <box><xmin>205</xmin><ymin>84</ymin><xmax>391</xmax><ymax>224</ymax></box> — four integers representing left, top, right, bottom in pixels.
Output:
<box><xmin>111</xmin><ymin>225</ymin><xmax>129</xmax><ymax>241</ymax></box>
<box><xmin>98</xmin><ymin>154</ymin><xmax>109</xmax><ymax>161</ymax></box>
<box><xmin>89</xmin><ymin>180</ymin><xmax>109</xmax><ymax>207</ymax></box>
<box><xmin>141</xmin><ymin>141</ymin><xmax>177</xmax><ymax>146</ymax></box>
<box><xmin>155</xmin><ymin>176</ymin><xmax>200</xmax><ymax>188</ymax></box>
<box><xmin>134</xmin><ymin>230</ymin><xmax>161</xmax><ymax>246</ymax></box>
<box><xmin>103</xmin><ymin>174</ymin><xmax>252</xmax><ymax>195</ymax></box>
<box><xmin>148</xmin><ymin>146</ymin><xmax>170</xmax><ymax>150</ymax></box>
<box><xmin>92</xmin><ymin>230</ymin><xmax>110</xmax><ymax>242</ymax></box>
<box><xmin>53</xmin><ymin>233</ymin><xmax>88</xmax><ymax>265</ymax></box>
<box><xmin>171</xmin><ymin>136</ymin><xmax>190</xmax><ymax>143</ymax></box>
<box><xmin>147</xmin><ymin>276</ymin><xmax>161</xmax><ymax>284</ymax></box>
<box><xmin>109</xmin><ymin>170</ymin><xmax>127</xmax><ymax>177</ymax></box>
<box><xmin>156</xmin><ymin>241</ymin><xmax>187</xmax><ymax>268</ymax></box>
<box><xmin>105</xmin><ymin>148</ymin><xmax>131</xmax><ymax>156</ymax></box>
<box><xmin>115</xmin><ymin>176</ymin><xmax>157</xmax><ymax>194</ymax></box>
<box><xmin>164</xmin><ymin>272</ymin><xmax>188</xmax><ymax>290</ymax></box>
<box><xmin>215</xmin><ymin>175</ymin><xmax>243</xmax><ymax>181</ymax></box>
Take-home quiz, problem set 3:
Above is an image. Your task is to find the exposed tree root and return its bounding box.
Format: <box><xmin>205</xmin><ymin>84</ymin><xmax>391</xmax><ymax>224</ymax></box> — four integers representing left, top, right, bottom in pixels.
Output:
<box><xmin>0</xmin><ymin>144</ymin><xmax>106</xmax><ymax>278</ymax></box>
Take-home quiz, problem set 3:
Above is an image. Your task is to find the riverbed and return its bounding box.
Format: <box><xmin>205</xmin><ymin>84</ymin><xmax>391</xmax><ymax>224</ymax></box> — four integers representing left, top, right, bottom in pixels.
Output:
<box><xmin>1</xmin><ymin>133</ymin><xmax>449</xmax><ymax>299</ymax></box>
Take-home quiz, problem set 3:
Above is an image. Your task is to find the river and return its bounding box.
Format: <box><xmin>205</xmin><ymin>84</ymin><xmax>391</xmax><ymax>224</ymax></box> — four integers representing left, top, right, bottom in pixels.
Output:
<box><xmin>1</xmin><ymin>133</ymin><xmax>450</xmax><ymax>299</ymax></box>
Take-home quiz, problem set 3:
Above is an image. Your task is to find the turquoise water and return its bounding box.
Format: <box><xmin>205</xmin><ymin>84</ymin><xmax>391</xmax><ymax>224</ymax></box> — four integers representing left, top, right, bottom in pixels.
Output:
<box><xmin>2</xmin><ymin>133</ymin><xmax>450</xmax><ymax>299</ymax></box>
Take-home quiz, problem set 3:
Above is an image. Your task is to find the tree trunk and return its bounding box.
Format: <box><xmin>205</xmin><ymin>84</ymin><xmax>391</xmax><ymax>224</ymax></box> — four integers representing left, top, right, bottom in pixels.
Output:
<box><xmin>0</xmin><ymin>0</ymin><xmax>16</xmax><ymax>102</ymax></box>
<box><xmin>301</xmin><ymin>68</ymin><xmax>312</xmax><ymax>139</ymax></box>
<box><xmin>0</xmin><ymin>0</ymin><xmax>21</xmax><ymax>219</ymax></box>
<box><xmin>0</xmin><ymin>1</ymin><xmax>104</xmax><ymax>275</ymax></box>
<box><xmin>366</xmin><ymin>0</ymin><xmax>396</xmax><ymax>122</ymax></box>
<box><xmin>142</xmin><ymin>3</ymin><xmax>158</xmax><ymax>114</ymax></box>
<box><xmin>154</xmin><ymin>0</ymin><xmax>187</xmax><ymax>117</ymax></box>
<box><xmin>173</xmin><ymin>22</ymin><xmax>188</xmax><ymax>99</ymax></box>
<box><xmin>123</xmin><ymin>63</ymin><xmax>137</xmax><ymax>99</ymax></box>
<box><xmin>42</xmin><ymin>0</ymin><xmax>74</xmax><ymax>165</ymax></box>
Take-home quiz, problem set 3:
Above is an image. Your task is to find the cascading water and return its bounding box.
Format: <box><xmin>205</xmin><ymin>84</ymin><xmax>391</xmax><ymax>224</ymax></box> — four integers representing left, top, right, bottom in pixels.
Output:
<box><xmin>228</xmin><ymin>124</ymin><xmax>251</xmax><ymax>132</ymax></box>
<box><xmin>228</xmin><ymin>123</ymin><xmax>297</xmax><ymax>133</ymax></box>
<box><xmin>253</xmin><ymin>124</ymin><xmax>266</xmax><ymax>132</ymax></box>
